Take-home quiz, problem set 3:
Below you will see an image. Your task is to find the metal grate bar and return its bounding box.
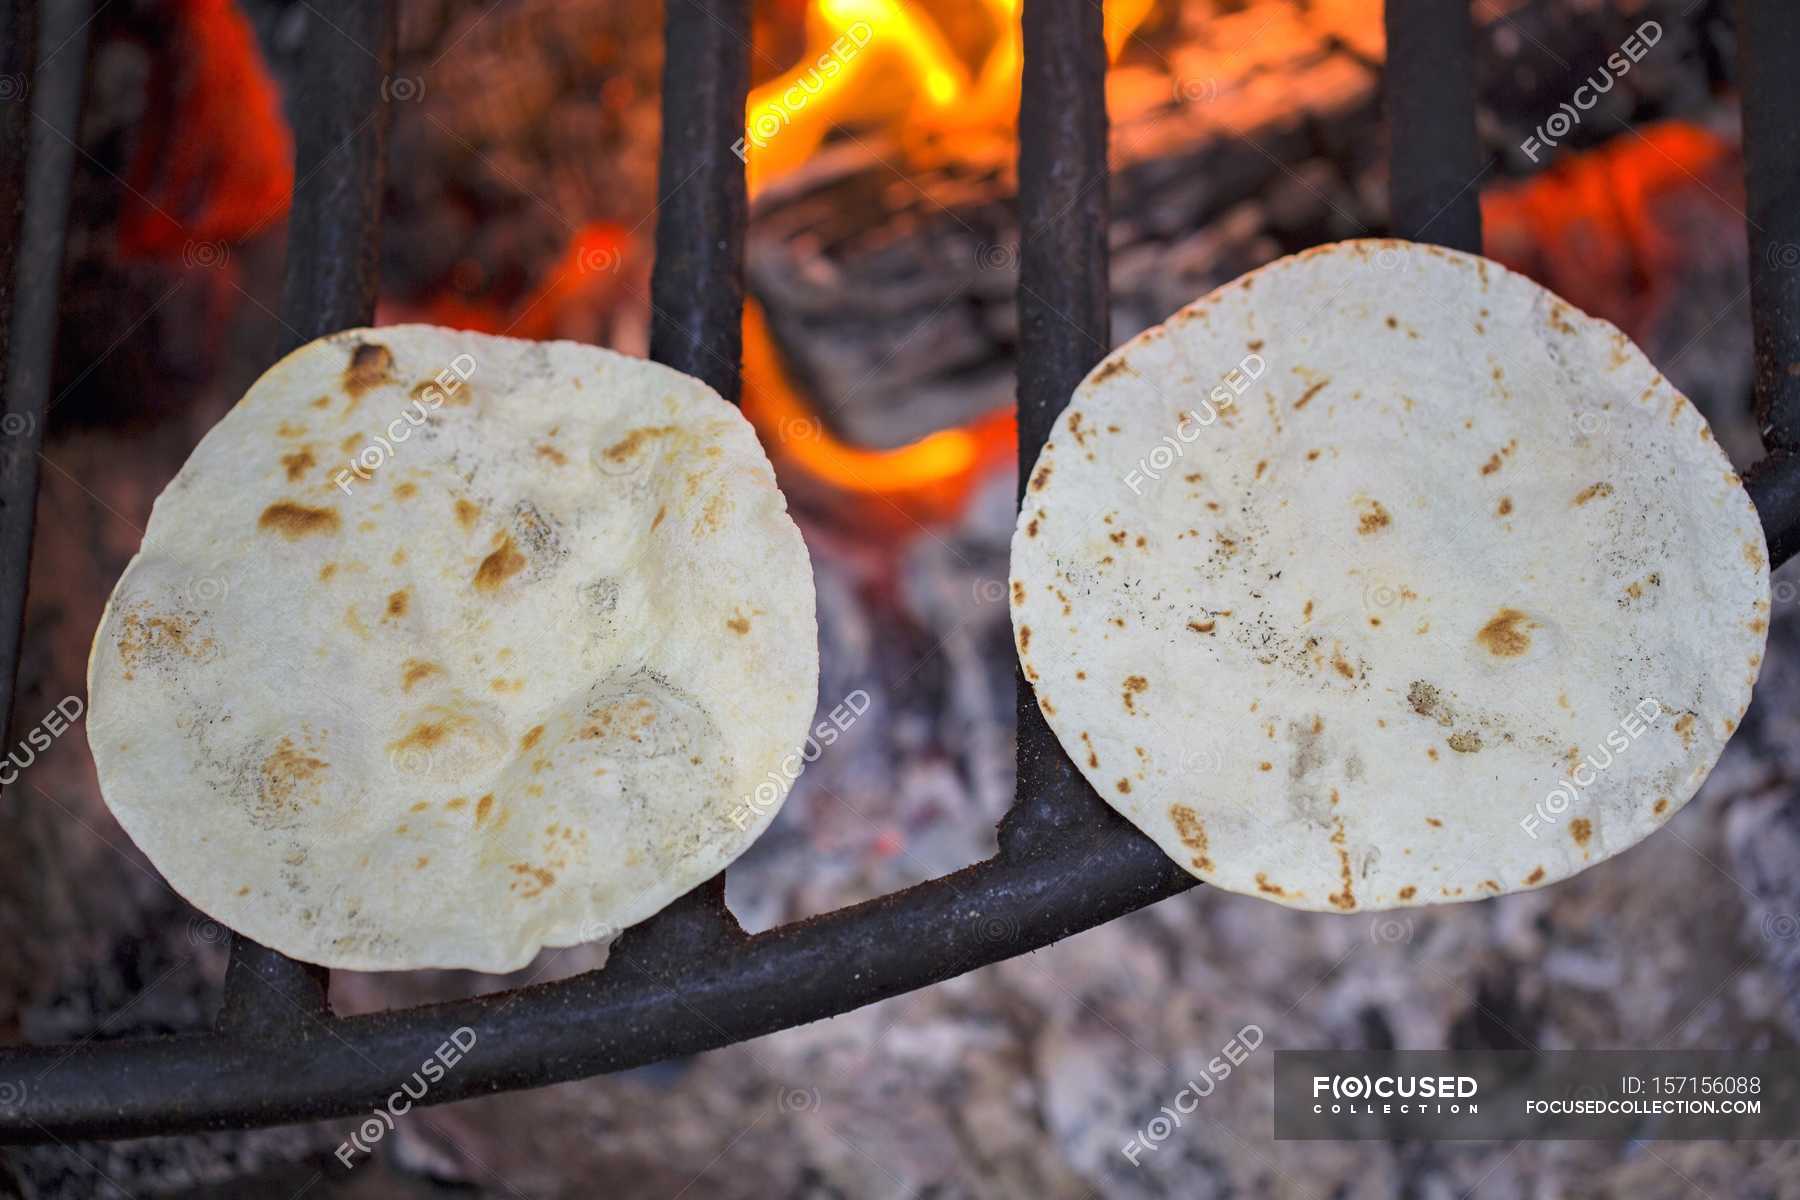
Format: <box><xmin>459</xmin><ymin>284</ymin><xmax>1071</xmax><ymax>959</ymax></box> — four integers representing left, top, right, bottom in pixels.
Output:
<box><xmin>1720</xmin><ymin>0</ymin><xmax>1792</xmax><ymax>564</ymax></box>
<box><xmin>611</xmin><ymin>0</ymin><xmax>755</xmax><ymax>966</ymax></box>
<box><xmin>5</xmin><ymin>0</ymin><xmax>1800</xmax><ymax>1147</ymax></box>
<box><xmin>0</xmin><ymin>1</ymin><xmax>34</xmax><ymax>296</ymax></box>
<box><xmin>647</xmin><ymin>0</ymin><xmax>751</xmax><ymax>403</ymax></box>
<box><xmin>219</xmin><ymin>0</ymin><xmax>397</xmax><ymax>1036</ymax></box>
<box><xmin>1748</xmin><ymin>454</ymin><xmax>1800</xmax><ymax>567</ymax></box>
<box><xmin>1738</xmin><ymin>0</ymin><xmax>1800</xmax><ymax>454</ymax></box>
<box><xmin>217</xmin><ymin>936</ymin><xmax>330</xmax><ymax>1036</ymax></box>
<box><xmin>1384</xmin><ymin>0</ymin><xmax>1483</xmax><ymax>252</ymax></box>
<box><xmin>1736</xmin><ymin>0</ymin><xmax>1800</xmax><ymax>568</ymax></box>
<box><xmin>0</xmin><ymin>0</ymin><xmax>67</xmax><ymax>750</ymax></box>
<box><xmin>1001</xmin><ymin>0</ymin><xmax>1187</xmax><ymax>875</ymax></box>
<box><xmin>0</xmin><ymin>819</ymin><xmax>1192</xmax><ymax>1142</ymax></box>
<box><xmin>274</xmin><ymin>0</ymin><xmax>398</xmax><ymax>353</ymax></box>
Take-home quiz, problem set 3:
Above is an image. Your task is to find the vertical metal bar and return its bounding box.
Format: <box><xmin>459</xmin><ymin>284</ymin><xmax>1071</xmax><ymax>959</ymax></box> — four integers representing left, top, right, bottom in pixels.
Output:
<box><xmin>1384</xmin><ymin>0</ymin><xmax>1483</xmax><ymax>253</ymax></box>
<box><xmin>0</xmin><ymin>0</ymin><xmax>52</xmax><ymax>752</ymax></box>
<box><xmin>1002</xmin><ymin>0</ymin><xmax>1123</xmax><ymax>855</ymax></box>
<box><xmin>222</xmin><ymin>0</ymin><xmax>397</xmax><ymax>1032</ymax></box>
<box><xmin>274</xmin><ymin>0</ymin><xmax>398</xmax><ymax>353</ymax></box>
<box><xmin>614</xmin><ymin>0</ymin><xmax>754</xmax><ymax>962</ymax></box>
<box><xmin>1747</xmin><ymin>455</ymin><xmax>1800</xmax><ymax>568</ymax></box>
<box><xmin>1737</xmin><ymin>0</ymin><xmax>1800</xmax><ymax>456</ymax></box>
<box><xmin>0</xmin><ymin>0</ymin><xmax>36</xmax><ymax>366</ymax></box>
<box><xmin>0</xmin><ymin>0</ymin><xmax>38</xmax><ymax>750</ymax></box>
<box><xmin>0</xmin><ymin>0</ymin><xmax>72</xmax><ymax>752</ymax></box>
<box><xmin>217</xmin><ymin>935</ymin><xmax>332</xmax><ymax>1035</ymax></box>
<box><xmin>647</xmin><ymin>0</ymin><xmax>750</xmax><ymax>404</ymax></box>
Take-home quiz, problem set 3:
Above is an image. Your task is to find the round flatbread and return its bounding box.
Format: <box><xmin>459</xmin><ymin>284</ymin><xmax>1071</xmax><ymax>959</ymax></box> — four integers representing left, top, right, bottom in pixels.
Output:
<box><xmin>1011</xmin><ymin>240</ymin><xmax>1769</xmax><ymax>911</ymax></box>
<box><xmin>88</xmin><ymin>326</ymin><xmax>818</xmax><ymax>970</ymax></box>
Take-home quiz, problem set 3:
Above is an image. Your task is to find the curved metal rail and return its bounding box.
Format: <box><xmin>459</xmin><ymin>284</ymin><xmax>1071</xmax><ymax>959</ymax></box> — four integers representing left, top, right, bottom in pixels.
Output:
<box><xmin>1</xmin><ymin>0</ymin><xmax>1797</xmax><ymax>1144</ymax></box>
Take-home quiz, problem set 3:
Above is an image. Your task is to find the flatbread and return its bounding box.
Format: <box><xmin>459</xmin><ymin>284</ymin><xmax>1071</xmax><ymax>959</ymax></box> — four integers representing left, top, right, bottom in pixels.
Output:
<box><xmin>1011</xmin><ymin>240</ymin><xmax>1769</xmax><ymax>910</ymax></box>
<box><xmin>88</xmin><ymin>326</ymin><xmax>818</xmax><ymax>970</ymax></box>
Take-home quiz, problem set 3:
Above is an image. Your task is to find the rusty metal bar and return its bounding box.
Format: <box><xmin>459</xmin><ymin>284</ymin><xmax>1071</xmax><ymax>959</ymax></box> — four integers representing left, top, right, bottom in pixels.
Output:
<box><xmin>0</xmin><ymin>0</ymin><xmax>59</xmax><ymax>751</ymax></box>
<box><xmin>622</xmin><ymin>0</ymin><xmax>757</xmax><ymax>955</ymax></box>
<box><xmin>221</xmin><ymin>0</ymin><xmax>398</xmax><ymax>1032</ymax></box>
<box><xmin>1013</xmin><ymin>0</ymin><xmax>1109</xmax><ymax>466</ymax></box>
<box><xmin>1749</xmin><ymin>452</ymin><xmax>1800</xmax><ymax>570</ymax></box>
<box><xmin>1737</xmin><ymin>0</ymin><xmax>1800</xmax><ymax>454</ymax></box>
<box><xmin>1384</xmin><ymin>0</ymin><xmax>1482</xmax><ymax>252</ymax></box>
<box><xmin>1005</xmin><ymin>0</ymin><xmax>1173</xmax><ymax>863</ymax></box>
<box><xmin>0</xmin><ymin>0</ymin><xmax>36</xmax><ymax>396</ymax></box>
<box><xmin>217</xmin><ymin>936</ymin><xmax>331</xmax><ymax>1037</ymax></box>
<box><xmin>274</xmin><ymin>0</ymin><xmax>397</xmax><ymax>353</ymax></box>
<box><xmin>0</xmin><ymin>821</ymin><xmax>1191</xmax><ymax>1142</ymax></box>
<box><xmin>648</xmin><ymin>0</ymin><xmax>750</xmax><ymax>403</ymax></box>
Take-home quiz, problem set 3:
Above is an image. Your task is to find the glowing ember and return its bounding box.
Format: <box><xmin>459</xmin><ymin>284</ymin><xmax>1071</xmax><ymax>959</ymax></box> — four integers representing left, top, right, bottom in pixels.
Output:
<box><xmin>500</xmin><ymin>224</ymin><xmax>632</xmax><ymax>342</ymax></box>
<box><xmin>1481</xmin><ymin>121</ymin><xmax>1737</xmax><ymax>335</ymax></box>
<box><xmin>742</xmin><ymin>300</ymin><xmax>1015</xmax><ymax>524</ymax></box>
<box><xmin>117</xmin><ymin>0</ymin><xmax>293</xmax><ymax>260</ymax></box>
<box><xmin>378</xmin><ymin>223</ymin><xmax>632</xmax><ymax>343</ymax></box>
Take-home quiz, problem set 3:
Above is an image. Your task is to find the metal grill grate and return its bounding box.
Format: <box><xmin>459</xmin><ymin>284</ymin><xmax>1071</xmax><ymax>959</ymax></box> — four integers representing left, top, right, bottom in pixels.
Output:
<box><xmin>1</xmin><ymin>0</ymin><xmax>1797</xmax><ymax>1143</ymax></box>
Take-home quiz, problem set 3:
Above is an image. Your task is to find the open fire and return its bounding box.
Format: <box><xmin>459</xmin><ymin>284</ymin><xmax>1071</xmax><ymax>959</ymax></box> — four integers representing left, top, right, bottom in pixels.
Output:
<box><xmin>106</xmin><ymin>0</ymin><xmax>1749</xmax><ymax>528</ymax></box>
<box><xmin>734</xmin><ymin>0</ymin><xmax>1159</xmax><ymax>516</ymax></box>
<box><xmin>739</xmin><ymin>0</ymin><xmax>1157</xmax><ymax>194</ymax></box>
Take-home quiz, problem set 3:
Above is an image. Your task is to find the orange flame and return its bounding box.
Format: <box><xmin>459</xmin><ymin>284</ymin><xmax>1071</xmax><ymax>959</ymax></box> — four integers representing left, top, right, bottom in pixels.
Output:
<box><xmin>743</xmin><ymin>300</ymin><xmax>1015</xmax><ymax>524</ymax></box>
<box><xmin>743</xmin><ymin>0</ymin><xmax>1155</xmax><ymax>194</ymax></box>
<box><xmin>740</xmin><ymin>0</ymin><xmax>1155</xmax><ymax>520</ymax></box>
<box><xmin>118</xmin><ymin>0</ymin><xmax>293</xmax><ymax>259</ymax></box>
